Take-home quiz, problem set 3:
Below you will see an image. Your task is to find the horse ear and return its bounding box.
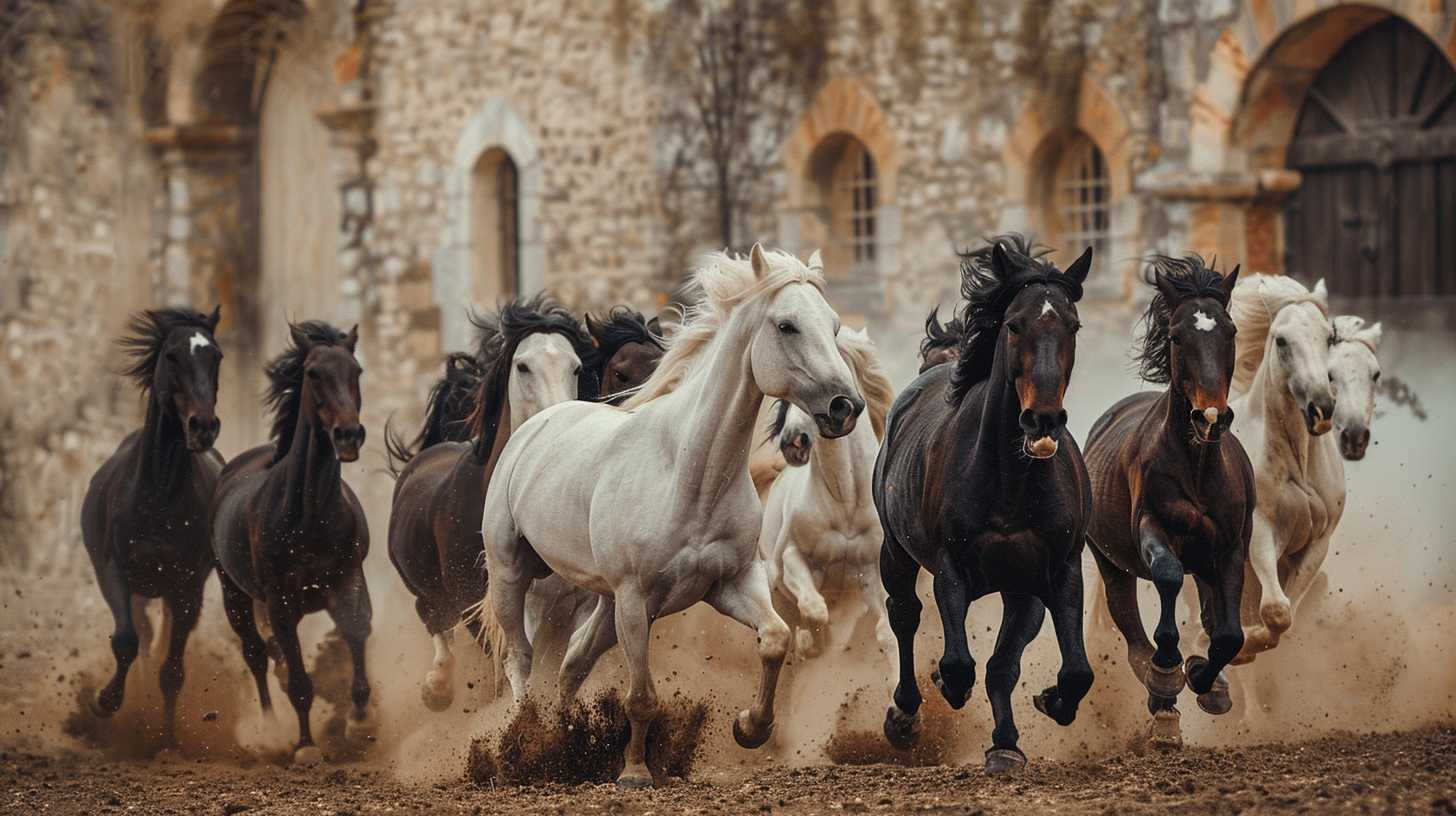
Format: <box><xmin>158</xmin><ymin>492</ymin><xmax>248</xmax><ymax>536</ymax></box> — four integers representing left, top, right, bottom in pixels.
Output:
<box><xmin>1153</xmin><ymin>269</ymin><xmax>1180</xmax><ymax>305</ymax></box>
<box><xmin>1313</xmin><ymin>278</ymin><xmax>1329</xmax><ymax>305</ymax></box>
<box><xmin>749</xmin><ymin>242</ymin><xmax>770</xmax><ymax>279</ymax></box>
<box><xmin>990</xmin><ymin>241</ymin><xmax>1013</xmax><ymax>279</ymax></box>
<box><xmin>1220</xmin><ymin>264</ymin><xmax>1242</xmax><ymax>301</ymax></box>
<box><xmin>584</xmin><ymin>312</ymin><xmax>603</xmax><ymax>343</ymax></box>
<box><xmin>646</xmin><ymin>316</ymin><xmax>662</xmax><ymax>336</ymax></box>
<box><xmin>207</xmin><ymin>304</ymin><xmax>221</xmax><ymax>331</ymax></box>
<box><xmin>1362</xmin><ymin>321</ymin><xmax>1383</xmax><ymax>350</ymax></box>
<box><xmin>344</xmin><ymin>324</ymin><xmax>359</xmax><ymax>353</ymax></box>
<box><xmin>1064</xmin><ymin>246</ymin><xmax>1093</xmax><ymax>286</ymax></box>
<box><xmin>806</xmin><ymin>248</ymin><xmax>824</xmax><ymax>272</ymax></box>
<box><xmin>289</xmin><ymin>323</ymin><xmax>313</xmax><ymax>353</ymax></box>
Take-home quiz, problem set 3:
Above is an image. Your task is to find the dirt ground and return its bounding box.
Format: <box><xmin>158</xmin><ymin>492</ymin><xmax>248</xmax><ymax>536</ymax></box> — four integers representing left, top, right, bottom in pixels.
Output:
<box><xmin>2</xmin><ymin>725</ymin><xmax>1453</xmax><ymax>815</ymax></box>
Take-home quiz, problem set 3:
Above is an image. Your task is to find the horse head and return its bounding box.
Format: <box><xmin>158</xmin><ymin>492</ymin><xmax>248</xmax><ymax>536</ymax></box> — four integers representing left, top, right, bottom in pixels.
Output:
<box><xmin>1328</xmin><ymin>315</ymin><xmax>1382</xmax><ymax>460</ymax></box>
<box><xmin>1266</xmin><ymin>285</ymin><xmax>1337</xmax><ymax>436</ymax></box>
<box><xmin>586</xmin><ymin>306</ymin><xmax>665</xmax><ymax>401</ymax></box>
<box><xmin>1148</xmin><ymin>258</ymin><xmax>1241</xmax><ymax>444</ymax></box>
<box><xmin>296</xmin><ymin>323</ymin><xmax>365</xmax><ymax>462</ymax></box>
<box><xmin>122</xmin><ymin>305</ymin><xmax>224</xmax><ymax>452</ymax></box>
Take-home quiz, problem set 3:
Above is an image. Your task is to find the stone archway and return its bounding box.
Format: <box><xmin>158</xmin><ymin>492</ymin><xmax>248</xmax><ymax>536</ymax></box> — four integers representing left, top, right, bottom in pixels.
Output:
<box><xmin>436</xmin><ymin>96</ymin><xmax>544</xmax><ymax>351</ymax></box>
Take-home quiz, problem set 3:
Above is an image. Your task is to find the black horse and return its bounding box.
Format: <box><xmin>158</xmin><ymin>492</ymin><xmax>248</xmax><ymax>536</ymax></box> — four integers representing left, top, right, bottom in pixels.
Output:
<box><xmin>386</xmin><ymin>297</ymin><xmax>598</xmax><ymax>710</ymax></box>
<box><xmin>918</xmin><ymin>306</ymin><xmax>965</xmax><ymax>373</ymax></box>
<box><xmin>211</xmin><ymin>321</ymin><xmax>370</xmax><ymax>765</ymax></box>
<box><xmin>585</xmin><ymin>305</ymin><xmax>664</xmax><ymax>403</ymax></box>
<box><xmin>388</xmin><ymin>351</ymin><xmax>486</xmax><ymax>460</ymax></box>
<box><xmin>81</xmin><ymin>307</ymin><xmax>223</xmax><ymax>746</ymax></box>
<box><xmin>873</xmin><ymin>235</ymin><xmax>1095</xmax><ymax>773</ymax></box>
<box><xmin>1084</xmin><ymin>256</ymin><xmax>1253</xmax><ymax>746</ymax></box>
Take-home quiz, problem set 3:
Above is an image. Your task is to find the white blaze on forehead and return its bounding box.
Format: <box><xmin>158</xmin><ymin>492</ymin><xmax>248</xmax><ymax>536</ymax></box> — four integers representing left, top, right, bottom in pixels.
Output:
<box><xmin>1039</xmin><ymin>299</ymin><xmax>1056</xmax><ymax>320</ymax></box>
<box><xmin>1193</xmin><ymin>310</ymin><xmax>1216</xmax><ymax>332</ymax></box>
<box><xmin>188</xmin><ymin>332</ymin><xmax>211</xmax><ymax>354</ymax></box>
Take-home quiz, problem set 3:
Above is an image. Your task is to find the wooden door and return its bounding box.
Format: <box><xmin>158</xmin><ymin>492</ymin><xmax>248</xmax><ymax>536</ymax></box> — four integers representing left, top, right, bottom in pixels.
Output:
<box><xmin>1284</xmin><ymin>18</ymin><xmax>1456</xmax><ymax>297</ymax></box>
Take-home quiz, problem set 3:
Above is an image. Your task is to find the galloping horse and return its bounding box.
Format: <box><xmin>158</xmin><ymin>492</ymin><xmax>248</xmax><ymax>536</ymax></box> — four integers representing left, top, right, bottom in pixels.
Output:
<box><xmin>387</xmin><ymin>298</ymin><xmax>596</xmax><ymax>711</ymax></box>
<box><xmin>756</xmin><ymin>328</ymin><xmax>895</xmax><ymax>685</ymax></box>
<box><xmin>82</xmin><ymin>307</ymin><xmax>223</xmax><ymax>745</ymax></box>
<box><xmin>481</xmin><ymin>245</ymin><xmax>863</xmax><ymax>787</ymax></box>
<box><xmin>1085</xmin><ymin>257</ymin><xmax>1252</xmax><ymax>745</ymax></box>
<box><xmin>918</xmin><ymin>307</ymin><xmax>964</xmax><ymax>372</ymax></box>
<box><xmin>874</xmin><ymin>235</ymin><xmax>1094</xmax><ymax>773</ymax></box>
<box><xmin>1328</xmin><ymin>315</ymin><xmax>1383</xmax><ymax>462</ymax></box>
<box><xmin>211</xmin><ymin>321</ymin><xmax>370</xmax><ymax>765</ymax></box>
<box><xmin>384</xmin><ymin>352</ymin><xmax>485</xmax><ymax>461</ymax></box>
<box><xmin>586</xmin><ymin>306</ymin><xmax>664</xmax><ymax>403</ymax></box>
<box><xmin>1226</xmin><ymin>275</ymin><xmax>1341</xmax><ymax>661</ymax></box>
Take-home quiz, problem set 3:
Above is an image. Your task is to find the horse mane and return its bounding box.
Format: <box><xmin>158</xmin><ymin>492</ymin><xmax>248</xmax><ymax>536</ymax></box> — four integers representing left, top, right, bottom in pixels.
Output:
<box><xmin>462</xmin><ymin>295</ymin><xmax>598</xmax><ymax>463</ymax></box>
<box><xmin>383</xmin><ymin>352</ymin><xmax>485</xmax><ymax>476</ymax></box>
<box><xmin>919</xmin><ymin>306</ymin><xmax>964</xmax><ymax>363</ymax></box>
<box><xmin>1332</xmin><ymin>315</ymin><xmax>1381</xmax><ymax>353</ymax></box>
<box><xmin>1229</xmin><ymin>273</ymin><xmax>1329</xmax><ymax>393</ymax></box>
<box><xmin>587</xmin><ymin>306</ymin><xmax>665</xmax><ymax>375</ymax></box>
<box><xmin>948</xmin><ymin>234</ymin><xmax>1081</xmax><ymax>402</ymax></box>
<box><xmin>263</xmin><ymin>320</ymin><xmax>353</xmax><ymax>465</ymax></box>
<box><xmin>620</xmin><ymin>248</ymin><xmax>825</xmax><ymax>410</ymax></box>
<box><xmin>118</xmin><ymin>308</ymin><xmax>217</xmax><ymax>395</ymax></box>
<box><xmin>1133</xmin><ymin>254</ymin><xmax>1234</xmax><ymax>384</ymax></box>
<box><xmin>836</xmin><ymin>327</ymin><xmax>893</xmax><ymax>440</ymax></box>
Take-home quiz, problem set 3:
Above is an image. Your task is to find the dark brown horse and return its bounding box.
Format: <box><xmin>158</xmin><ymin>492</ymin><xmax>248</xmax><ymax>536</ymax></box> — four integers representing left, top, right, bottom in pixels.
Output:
<box><xmin>386</xmin><ymin>297</ymin><xmax>597</xmax><ymax>711</ymax></box>
<box><xmin>585</xmin><ymin>306</ymin><xmax>664</xmax><ymax>402</ymax></box>
<box><xmin>211</xmin><ymin>321</ymin><xmax>370</xmax><ymax>765</ymax></box>
<box><xmin>918</xmin><ymin>306</ymin><xmax>964</xmax><ymax>373</ymax></box>
<box><xmin>873</xmin><ymin>235</ymin><xmax>1095</xmax><ymax>773</ymax></box>
<box><xmin>1085</xmin><ymin>256</ymin><xmax>1253</xmax><ymax>746</ymax></box>
<box><xmin>81</xmin><ymin>307</ymin><xmax>223</xmax><ymax>746</ymax></box>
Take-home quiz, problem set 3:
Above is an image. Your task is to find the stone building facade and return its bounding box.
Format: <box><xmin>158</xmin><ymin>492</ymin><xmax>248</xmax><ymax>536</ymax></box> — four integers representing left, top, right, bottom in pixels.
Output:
<box><xmin>3</xmin><ymin>0</ymin><xmax>1454</xmax><ymax>563</ymax></box>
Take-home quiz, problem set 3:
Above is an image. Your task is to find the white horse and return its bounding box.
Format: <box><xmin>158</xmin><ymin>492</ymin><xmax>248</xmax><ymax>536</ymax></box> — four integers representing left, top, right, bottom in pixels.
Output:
<box><xmin>1327</xmin><ymin>315</ymin><xmax>1383</xmax><ymax>462</ymax></box>
<box><xmin>1226</xmin><ymin>274</ymin><xmax>1341</xmax><ymax>661</ymax></box>
<box><xmin>480</xmin><ymin>245</ymin><xmax>864</xmax><ymax>787</ymax></box>
<box><xmin>753</xmin><ymin>328</ymin><xmax>896</xmax><ymax>688</ymax></box>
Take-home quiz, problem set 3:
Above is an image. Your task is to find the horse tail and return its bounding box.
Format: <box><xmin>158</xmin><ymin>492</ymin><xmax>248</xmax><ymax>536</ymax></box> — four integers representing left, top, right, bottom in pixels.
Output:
<box><xmin>460</xmin><ymin>580</ymin><xmax>509</xmax><ymax>697</ymax></box>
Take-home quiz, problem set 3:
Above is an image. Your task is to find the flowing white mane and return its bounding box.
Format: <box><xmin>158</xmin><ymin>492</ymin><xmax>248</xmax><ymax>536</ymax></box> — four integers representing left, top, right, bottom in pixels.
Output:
<box><xmin>1230</xmin><ymin>273</ymin><xmax>1329</xmax><ymax>394</ymax></box>
<box><xmin>836</xmin><ymin>327</ymin><xmax>894</xmax><ymax>440</ymax></box>
<box><xmin>620</xmin><ymin>248</ymin><xmax>825</xmax><ymax>409</ymax></box>
<box><xmin>1332</xmin><ymin>315</ymin><xmax>1382</xmax><ymax>353</ymax></box>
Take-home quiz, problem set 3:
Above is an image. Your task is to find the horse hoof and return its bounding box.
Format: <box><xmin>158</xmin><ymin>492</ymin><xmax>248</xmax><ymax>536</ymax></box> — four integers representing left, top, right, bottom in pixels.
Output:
<box><xmin>345</xmin><ymin>713</ymin><xmax>378</xmax><ymax>745</ymax></box>
<box><xmin>1185</xmin><ymin>658</ymin><xmax>1233</xmax><ymax>715</ymax></box>
<box><xmin>1032</xmin><ymin>686</ymin><xmax>1076</xmax><ymax>726</ymax></box>
<box><xmin>732</xmin><ymin>710</ymin><xmax>772</xmax><ymax>749</ymax></box>
<box><xmin>1146</xmin><ymin>709</ymin><xmax>1183</xmax><ymax>751</ymax></box>
<box><xmin>292</xmin><ymin>746</ymin><xmax>324</xmax><ymax>767</ymax></box>
<box><xmin>984</xmin><ymin>747</ymin><xmax>1027</xmax><ymax>774</ymax></box>
<box><xmin>88</xmin><ymin>694</ymin><xmax>117</xmax><ymax>719</ymax></box>
<box><xmin>616</xmin><ymin>771</ymin><xmax>654</xmax><ymax>789</ymax></box>
<box><xmin>421</xmin><ymin>680</ymin><xmax>454</xmax><ymax>712</ymax></box>
<box><xmin>883</xmin><ymin>706</ymin><xmax>921</xmax><ymax>750</ymax></box>
<box><xmin>1145</xmin><ymin>661</ymin><xmax>1186</xmax><ymax>698</ymax></box>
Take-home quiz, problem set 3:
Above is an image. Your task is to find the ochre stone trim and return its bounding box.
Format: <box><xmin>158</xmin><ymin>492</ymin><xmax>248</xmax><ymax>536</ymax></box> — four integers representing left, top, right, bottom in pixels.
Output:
<box><xmin>782</xmin><ymin>76</ymin><xmax>900</xmax><ymax>208</ymax></box>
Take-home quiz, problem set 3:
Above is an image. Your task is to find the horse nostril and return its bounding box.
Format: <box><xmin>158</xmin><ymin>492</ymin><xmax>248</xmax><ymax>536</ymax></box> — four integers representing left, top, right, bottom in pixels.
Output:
<box><xmin>1019</xmin><ymin>409</ymin><xmax>1037</xmax><ymax>434</ymax></box>
<box><xmin>1056</xmin><ymin>410</ymin><xmax>1068</xmax><ymax>428</ymax></box>
<box><xmin>829</xmin><ymin>395</ymin><xmax>856</xmax><ymax>422</ymax></box>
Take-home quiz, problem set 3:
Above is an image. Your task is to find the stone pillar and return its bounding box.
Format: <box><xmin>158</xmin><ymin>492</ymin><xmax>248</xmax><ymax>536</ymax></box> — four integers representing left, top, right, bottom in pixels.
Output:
<box><xmin>316</xmin><ymin>104</ymin><xmax>377</xmax><ymax>328</ymax></box>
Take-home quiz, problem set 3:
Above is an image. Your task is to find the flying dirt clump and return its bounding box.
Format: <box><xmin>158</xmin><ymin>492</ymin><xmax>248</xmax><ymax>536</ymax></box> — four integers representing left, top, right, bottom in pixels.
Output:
<box><xmin>823</xmin><ymin>683</ymin><xmax>967</xmax><ymax>766</ymax></box>
<box><xmin>466</xmin><ymin>690</ymin><xmax>709</xmax><ymax>786</ymax></box>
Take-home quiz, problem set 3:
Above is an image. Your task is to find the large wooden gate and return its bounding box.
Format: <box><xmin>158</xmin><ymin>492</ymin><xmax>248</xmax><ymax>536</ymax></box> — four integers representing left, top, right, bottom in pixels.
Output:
<box><xmin>1284</xmin><ymin>17</ymin><xmax>1456</xmax><ymax>297</ymax></box>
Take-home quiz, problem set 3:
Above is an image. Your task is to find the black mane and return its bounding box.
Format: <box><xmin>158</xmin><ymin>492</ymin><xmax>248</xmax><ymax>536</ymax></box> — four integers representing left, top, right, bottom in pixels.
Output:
<box><xmin>464</xmin><ymin>295</ymin><xmax>598</xmax><ymax>463</ymax></box>
<box><xmin>384</xmin><ymin>352</ymin><xmax>485</xmax><ymax>475</ymax></box>
<box><xmin>948</xmin><ymin>234</ymin><xmax>1083</xmax><ymax>402</ymax></box>
<box><xmin>764</xmin><ymin>399</ymin><xmax>791</xmax><ymax>443</ymax></box>
<box><xmin>263</xmin><ymin>320</ymin><xmax>353</xmax><ymax>464</ymax></box>
<box><xmin>118</xmin><ymin>307</ymin><xmax>217</xmax><ymax>394</ymax></box>
<box><xmin>919</xmin><ymin>306</ymin><xmax>965</xmax><ymax>361</ymax></box>
<box><xmin>1134</xmin><ymin>254</ymin><xmax>1232</xmax><ymax>384</ymax></box>
<box><xmin>587</xmin><ymin>306</ymin><xmax>664</xmax><ymax>373</ymax></box>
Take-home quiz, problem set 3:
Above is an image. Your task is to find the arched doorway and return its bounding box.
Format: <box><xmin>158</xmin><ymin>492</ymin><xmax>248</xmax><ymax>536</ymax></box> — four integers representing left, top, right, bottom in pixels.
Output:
<box><xmin>470</xmin><ymin>147</ymin><xmax>520</xmax><ymax>305</ymax></box>
<box><xmin>805</xmin><ymin>132</ymin><xmax>880</xmax><ymax>306</ymax></box>
<box><xmin>1283</xmin><ymin>18</ymin><xmax>1456</xmax><ymax>296</ymax></box>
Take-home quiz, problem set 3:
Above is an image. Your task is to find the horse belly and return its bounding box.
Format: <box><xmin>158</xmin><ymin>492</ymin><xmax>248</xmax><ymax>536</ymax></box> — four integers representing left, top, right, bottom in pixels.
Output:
<box><xmin>972</xmin><ymin>531</ymin><xmax>1051</xmax><ymax>594</ymax></box>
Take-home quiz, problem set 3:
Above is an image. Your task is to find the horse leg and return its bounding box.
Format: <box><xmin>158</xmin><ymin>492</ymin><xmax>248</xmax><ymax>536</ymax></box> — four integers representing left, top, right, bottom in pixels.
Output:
<box><xmin>931</xmin><ymin>553</ymin><xmax>975</xmax><ymax>710</ymax></box>
<box><xmin>1033</xmin><ymin>558</ymin><xmax>1095</xmax><ymax>726</ymax></box>
<box><xmin>557</xmin><ymin>594</ymin><xmax>617</xmax><ymax>702</ymax></box>
<box><xmin>1186</xmin><ymin>555</ymin><xmax>1246</xmax><ymax>716</ymax></box>
<box><xmin>131</xmin><ymin>595</ymin><xmax>155</xmax><ymax>667</ymax></box>
<box><xmin>613</xmin><ymin>590</ymin><xmax>659</xmax><ymax>788</ymax></box>
<box><xmin>1276</xmin><ymin>534</ymin><xmax>1331</xmax><ymax>636</ymax></box>
<box><xmin>880</xmin><ymin>534</ymin><xmax>923</xmax><ymax>749</ymax></box>
<box><xmin>855</xmin><ymin>566</ymin><xmax>897</xmax><ymax>695</ymax></box>
<box><xmin>158</xmin><ymin>589</ymin><xmax>202</xmax><ymax>747</ymax></box>
<box><xmin>1240</xmin><ymin>513</ymin><xmax>1290</xmax><ymax>659</ymax></box>
<box><xmin>706</xmin><ymin>560</ymin><xmax>791</xmax><ymax>751</ymax></box>
<box><xmin>267</xmin><ymin>598</ymin><xmax>319</xmax><ymax>765</ymax></box>
<box><xmin>1091</xmin><ymin>547</ymin><xmax>1180</xmax><ymax>745</ymax></box>
<box><xmin>218</xmin><ymin>569</ymin><xmax>272</xmax><ymax>712</ymax></box>
<box><xmin>416</xmin><ymin>596</ymin><xmax>456</xmax><ymax>711</ymax></box>
<box><xmin>1137</xmin><ymin>516</ymin><xmax>1187</xmax><ymax>707</ymax></box>
<box><xmin>91</xmin><ymin>553</ymin><xmax>138</xmax><ymax>719</ymax></box>
<box><xmin>780</xmin><ymin>545</ymin><xmax>828</xmax><ymax>657</ymax></box>
<box><xmin>983</xmin><ymin>592</ymin><xmax>1045</xmax><ymax>773</ymax></box>
<box><xmin>326</xmin><ymin>568</ymin><xmax>375</xmax><ymax>743</ymax></box>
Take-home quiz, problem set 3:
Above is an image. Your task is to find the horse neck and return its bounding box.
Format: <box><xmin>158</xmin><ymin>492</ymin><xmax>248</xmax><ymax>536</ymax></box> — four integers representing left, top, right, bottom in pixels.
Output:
<box><xmin>1160</xmin><ymin>386</ymin><xmax>1218</xmax><ymax>488</ymax></box>
<box><xmin>809</xmin><ymin>417</ymin><xmax>875</xmax><ymax>507</ymax></box>
<box><xmin>956</xmin><ymin>340</ymin><xmax>1024</xmax><ymax>468</ymax></box>
<box><xmin>664</xmin><ymin>322</ymin><xmax>763</xmax><ymax>509</ymax></box>
<box><xmin>278</xmin><ymin>403</ymin><xmax>342</xmax><ymax>525</ymax></box>
<box><xmin>1248</xmin><ymin>348</ymin><xmax>1315</xmax><ymax>473</ymax></box>
<box><xmin>135</xmin><ymin>393</ymin><xmax>191</xmax><ymax>490</ymax></box>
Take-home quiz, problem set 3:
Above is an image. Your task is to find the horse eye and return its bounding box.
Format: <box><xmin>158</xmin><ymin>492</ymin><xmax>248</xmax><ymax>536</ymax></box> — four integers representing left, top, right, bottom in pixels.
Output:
<box><xmin>1275</xmin><ymin>336</ymin><xmax>1288</xmax><ymax>348</ymax></box>
<box><xmin>1071</xmin><ymin>322</ymin><xmax>1082</xmax><ymax>334</ymax></box>
<box><xmin>1372</xmin><ymin>371</ymin><xmax>1381</xmax><ymax>382</ymax></box>
<box><xmin>516</xmin><ymin>362</ymin><xmax>530</xmax><ymax>374</ymax></box>
<box><xmin>776</xmin><ymin>321</ymin><xmax>798</xmax><ymax>335</ymax></box>
<box><xmin>573</xmin><ymin>365</ymin><xmax>582</xmax><ymax>377</ymax></box>
<box><xmin>306</xmin><ymin>368</ymin><xmax>320</xmax><ymax>380</ymax></box>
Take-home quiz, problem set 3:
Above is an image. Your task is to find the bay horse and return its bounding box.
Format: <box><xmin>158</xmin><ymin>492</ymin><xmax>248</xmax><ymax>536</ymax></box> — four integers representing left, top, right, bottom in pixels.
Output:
<box><xmin>1085</xmin><ymin>256</ymin><xmax>1252</xmax><ymax>746</ymax></box>
<box><xmin>211</xmin><ymin>321</ymin><xmax>369</xmax><ymax>765</ymax></box>
<box><xmin>755</xmin><ymin>328</ymin><xmax>896</xmax><ymax>687</ymax></box>
<box><xmin>586</xmin><ymin>306</ymin><xmax>665</xmax><ymax>404</ymax></box>
<box><xmin>480</xmin><ymin>245</ymin><xmax>863</xmax><ymax>787</ymax></box>
<box><xmin>81</xmin><ymin>307</ymin><xmax>223</xmax><ymax>746</ymax></box>
<box><xmin>873</xmin><ymin>235</ymin><xmax>1094</xmax><ymax>773</ymax></box>
<box><xmin>1225</xmin><ymin>274</ymin><xmax>1340</xmax><ymax>662</ymax></box>
<box><xmin>918</xmin><ymin>307</ymin><xmax>964</xmax><ymax>373</ymax></box>
<box><xmin>387</xmin><ymin>297</ymin><xmax>596</xmax><ymax>711</ymax></box>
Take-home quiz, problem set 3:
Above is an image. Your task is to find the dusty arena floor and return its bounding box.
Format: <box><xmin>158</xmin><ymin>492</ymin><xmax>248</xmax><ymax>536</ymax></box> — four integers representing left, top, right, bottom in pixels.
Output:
<box><xmin>4</xmin><ymin>726</ymin><xmax>1455</xmax><ymax>815</ymax></box>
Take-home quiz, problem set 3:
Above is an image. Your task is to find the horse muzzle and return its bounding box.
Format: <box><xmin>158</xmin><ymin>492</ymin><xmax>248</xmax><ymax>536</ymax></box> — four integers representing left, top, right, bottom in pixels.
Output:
<box><xmin>331</xmin><ymin>424</ymin><xmax>366</xmax><ymax>462</ymax></box>
<box><xmin>1018</xmin><ymin>409</ymin><xmax>1066</xmax><ymax>459</ymax></box>
<box><xmin>1339</xmin><ymin>425</ymin><xmax>1370</xmax><ymax>461</ymax></box>
<box><xmin>813</xmin><ymin>395</ymin><xmax>864</xmax><ymax>439</ymax></box>
<box><xmin>185</xmin><ymin>414</ymin><xmax>221</xmax><ymax>452</ymax></box>
<box><xmin>1189</xmin><ymin>405</ymin><xmax>1233</xmax><ymax>444</ymax></box>
<box><xmin>779</xmin><ymin>431</ymin><xmax>812</xmax><ymax>467</ymax></box>
<box><xmin>1304</xmin><ymin>399</ymin><xmax>1336</xmax><ymax>436</ymax></box>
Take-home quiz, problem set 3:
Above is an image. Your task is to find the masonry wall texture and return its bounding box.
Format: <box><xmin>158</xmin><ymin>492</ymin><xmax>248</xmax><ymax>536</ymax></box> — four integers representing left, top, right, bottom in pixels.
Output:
<box><xmin>3</xmin><ymin>0</ymin><xmax>1454</xmax><ymax>565</ymax></box>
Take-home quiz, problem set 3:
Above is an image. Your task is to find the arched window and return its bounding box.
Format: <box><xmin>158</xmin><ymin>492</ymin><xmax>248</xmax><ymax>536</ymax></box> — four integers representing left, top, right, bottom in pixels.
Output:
<box><xmin>808</xmin><ymin>133</ymin><xmax>878</xmax><ymax>294</ymax></box>
<box><xmin>1054</xmin><ymin>131</ymin><xmax>1110</xmax><ymax>261</ymax></box>
<box><xmin>843</xmin><ymin>147</ymin><xmax>878</xmax><ymax>276</ymax></box>
<box><xmin>471</xmin><ymin>148</ymin><xmax>520</xmax><ymax>303</ymax></box>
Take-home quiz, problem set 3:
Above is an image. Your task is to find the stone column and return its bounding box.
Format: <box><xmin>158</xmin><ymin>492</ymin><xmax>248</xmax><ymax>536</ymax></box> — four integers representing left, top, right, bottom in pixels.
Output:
<box><xmin>316</xmin><ymin>104</ymin><xmax>377</xmax><ymax>328</ymax></box>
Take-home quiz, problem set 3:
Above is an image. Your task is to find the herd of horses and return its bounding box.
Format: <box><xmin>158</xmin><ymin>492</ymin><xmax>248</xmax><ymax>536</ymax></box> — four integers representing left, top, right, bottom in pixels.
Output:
<box><xmin>79</xmin><ymin>235</ymin><xmax>1383</xmax><ymax>784</ymax></box>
